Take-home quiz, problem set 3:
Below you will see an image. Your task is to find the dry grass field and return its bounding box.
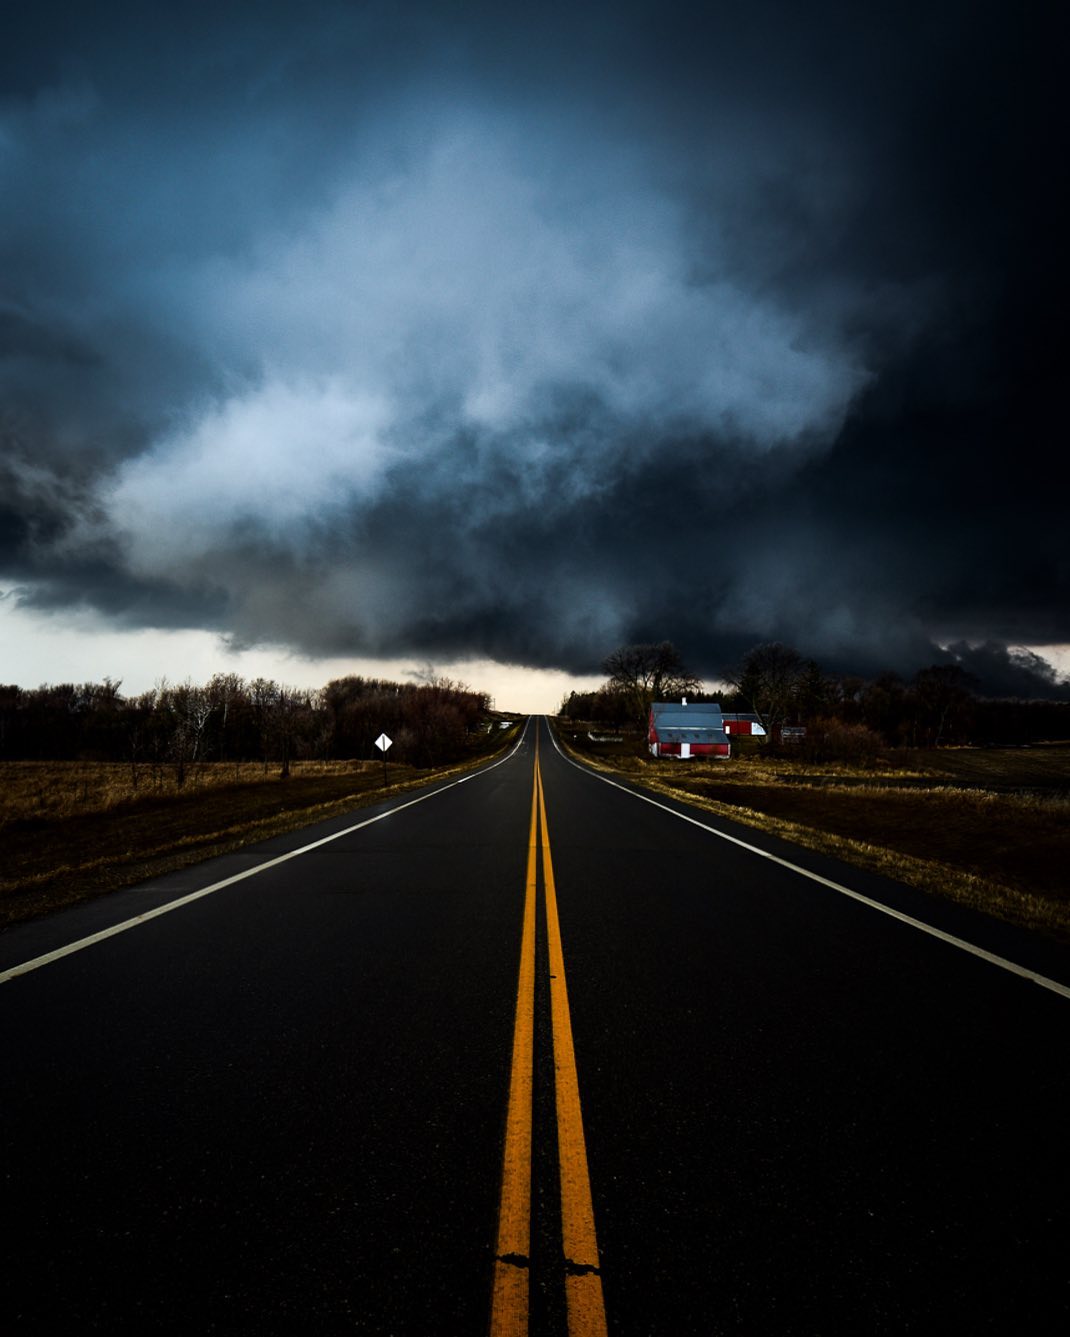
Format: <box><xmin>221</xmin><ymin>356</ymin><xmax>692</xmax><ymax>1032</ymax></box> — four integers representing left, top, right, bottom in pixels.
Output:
<box><xmin>560</xmin><ymin>731</ymin><xmax>1070</xmax><ymax>942</ymax></box>
<box><xmin>5</xmin><ymin>730</ymin><xmax>1066</xmax><ymax>941</ymax></box>
<box><xmin>0</xmin><ymin>739</ymin><xmax>516</xmax><ymax>928</ymax></box>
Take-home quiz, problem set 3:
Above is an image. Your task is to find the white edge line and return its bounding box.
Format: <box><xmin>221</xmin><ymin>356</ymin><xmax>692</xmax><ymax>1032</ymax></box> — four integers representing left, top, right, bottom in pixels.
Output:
<box><xmin>546</xmin><ymin>723</ymin><xmax>1070</xmax><ymax>1002</ymax></box>
<box><xmin>1</xmin><ymin>719</ymin><xmax>533</xmax><ymax>986</ymax></box>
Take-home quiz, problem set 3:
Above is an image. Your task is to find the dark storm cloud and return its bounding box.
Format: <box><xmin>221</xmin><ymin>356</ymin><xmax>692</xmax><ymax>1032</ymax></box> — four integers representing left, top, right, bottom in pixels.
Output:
<box><xmin>1</xmin><ymin>1</ymin><xmax>1065</xmax><ymax>696</ymax></box>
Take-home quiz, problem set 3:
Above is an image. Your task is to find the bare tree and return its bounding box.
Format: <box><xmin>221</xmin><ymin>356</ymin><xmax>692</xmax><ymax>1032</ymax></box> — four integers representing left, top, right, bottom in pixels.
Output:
<box><xmin>601</xmin><ymin>641</ymin><xmax>700</xmax><ymax>728</ymax></box>
<box><xmin>248</xmin><ymin>677</ymin><xmax>279</xmax><ymax>772</ymax></box>
<box><xmin>206</xmin><ymin>672</ymin><xmax>246</xmax><ymax>765</ymax></box>
<box><xmin>912</xmin><ymin>665</ymin><xmax>977</xmax><ymax>746</ymax></box>
<box><xmin>271</xmin><ymin>687</ymin><xmax>308</xmax><ymax>779</ymax></box>
<box><xmin>160</xmin><ymin>680</ymin><xmax>213</xmax><ymax>786</ymax></box>
<box><xmin>726</xmin><ymin>642</ymin><xmax>807</xmax><ymax>739</ymax></box>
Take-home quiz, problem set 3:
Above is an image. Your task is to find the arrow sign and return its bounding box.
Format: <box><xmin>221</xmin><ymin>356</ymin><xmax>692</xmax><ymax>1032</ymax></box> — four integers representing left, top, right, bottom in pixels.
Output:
<box><xmin>375</xmin><ymin>733</ymin><xmax>393</xmax><ymax>753</ymax></box>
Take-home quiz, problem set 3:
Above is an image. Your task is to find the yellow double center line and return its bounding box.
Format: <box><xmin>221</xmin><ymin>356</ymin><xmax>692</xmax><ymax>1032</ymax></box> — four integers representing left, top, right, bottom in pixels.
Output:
<box><xmin>491</xmin><ymin>732</ymin><xmax>608</xmax><ymax>1337</ymax></box>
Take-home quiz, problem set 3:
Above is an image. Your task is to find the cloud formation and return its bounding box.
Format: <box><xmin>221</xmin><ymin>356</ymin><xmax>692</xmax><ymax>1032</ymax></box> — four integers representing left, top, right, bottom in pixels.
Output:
<box><xmin>1</xmin><ymin>1</ymin><xmax>1065</xmax><ymax>695</ymax></box>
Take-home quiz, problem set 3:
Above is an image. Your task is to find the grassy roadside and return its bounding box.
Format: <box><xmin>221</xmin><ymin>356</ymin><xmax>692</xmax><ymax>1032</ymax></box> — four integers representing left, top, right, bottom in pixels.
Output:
<box><xmin>554</xmin><ymin>726</ymin><xmax>1070</xmax><ymax>944</ymax></box>
<box><xmin>0</xmin><ymin>727</ymin><xmax>521</xmax><ymax>929</ymax></box>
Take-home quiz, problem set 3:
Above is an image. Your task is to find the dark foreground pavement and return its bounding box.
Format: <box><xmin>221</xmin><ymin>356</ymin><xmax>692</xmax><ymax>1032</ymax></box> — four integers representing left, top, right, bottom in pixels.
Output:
<box><xmin>2</xmin><ymin>718</ymin><xmax>1067</xmax><ymax>1333</ymax></box>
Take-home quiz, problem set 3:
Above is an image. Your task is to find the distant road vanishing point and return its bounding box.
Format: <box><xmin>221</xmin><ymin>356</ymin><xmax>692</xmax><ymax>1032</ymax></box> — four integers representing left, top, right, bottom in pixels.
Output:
<box><xmin>2</xmin><ymin>718</ymin><xmax>1067</xmax><ymax>1334</ymax></box>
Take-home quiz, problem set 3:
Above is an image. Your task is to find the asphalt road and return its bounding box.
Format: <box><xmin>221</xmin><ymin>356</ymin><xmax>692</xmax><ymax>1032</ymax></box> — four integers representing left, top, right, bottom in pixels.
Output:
<box><xmin>1</xmin><ymin>718</ymin><xmax>1067</xmax><ymax>1334</ymax></box>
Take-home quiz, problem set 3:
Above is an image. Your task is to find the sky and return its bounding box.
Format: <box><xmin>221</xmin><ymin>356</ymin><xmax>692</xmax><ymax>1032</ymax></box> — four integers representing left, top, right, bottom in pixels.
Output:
<box><xmin>1</xmin><ymin>0</ymin><xmax>1065</xmax><ymax>712</ymax></box>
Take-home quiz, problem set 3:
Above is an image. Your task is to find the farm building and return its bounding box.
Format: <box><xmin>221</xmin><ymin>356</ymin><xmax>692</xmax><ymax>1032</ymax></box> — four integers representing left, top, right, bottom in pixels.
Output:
<box><xmin>721</xmin><ymin>713</ymin><xmax>767</xmax><ymax>737</ymax></box>
<box><xmin>647</xmin><ymin>700</ymin><xmax>766</xmax><ymax>759</ymax></box>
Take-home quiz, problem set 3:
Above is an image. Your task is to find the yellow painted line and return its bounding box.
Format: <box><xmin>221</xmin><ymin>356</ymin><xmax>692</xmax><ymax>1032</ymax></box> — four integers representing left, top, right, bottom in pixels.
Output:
<box><xmin>537</xmin><ymin>758</ymin><xmax>609</xmax><ymax>1337</ymax></box>
<box><xmin>489</xmin><ymin>760</ymin><xmax>539</xmax><ymax>1336</ymax></box>
<box><xmin>490</xmin><ymin>728</ymin><xmax>608</xmax><ymax>1336</ymax></box>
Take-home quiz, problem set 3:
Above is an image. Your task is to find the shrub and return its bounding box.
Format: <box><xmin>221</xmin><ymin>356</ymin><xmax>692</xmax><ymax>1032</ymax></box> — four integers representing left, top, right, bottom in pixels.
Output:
<box><xmin>800</xmin><ymin>717</ymin><xmax>883</xmax><ymax>766</ymax></box>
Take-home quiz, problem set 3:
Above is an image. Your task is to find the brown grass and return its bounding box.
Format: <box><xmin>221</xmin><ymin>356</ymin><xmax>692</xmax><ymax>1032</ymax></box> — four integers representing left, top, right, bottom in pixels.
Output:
<box><xmin>1</xmin><ymin>757</ymin><xmax>363</xmax><ymax>824</ymax></box>
<box><xmin>0</xmin><ymin>737</ymin><xmax>518</xmax><ymax>928</ymax></box>
<box><xmin>558</xmin><ymin>731</ymin><xmax>1070</xmax><ymax>943</ymax></box>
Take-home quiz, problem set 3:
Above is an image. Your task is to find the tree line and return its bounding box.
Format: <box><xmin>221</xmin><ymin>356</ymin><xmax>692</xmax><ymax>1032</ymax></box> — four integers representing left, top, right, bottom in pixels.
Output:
<box><xmin>0</xmin><ymin>674</ymin><xmax>492</xmax><ymax>779</ymax></box>
<box><xmin>559</xmin><ymin>640</ymin><xmax>1070</xmax><ymax>751</ymax></box>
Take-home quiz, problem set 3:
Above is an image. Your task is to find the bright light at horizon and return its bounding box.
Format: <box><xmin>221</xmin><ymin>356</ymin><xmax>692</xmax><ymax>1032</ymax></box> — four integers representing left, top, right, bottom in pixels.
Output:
<box><xmin>0</xmin><ymin>593</ymin><xmax>603</xmax><ymax>714</ymax></box>
<box><xmin>4</xmin><ymin>593</ymin><xmax>1065</xmax><ymax>715</ymax></box>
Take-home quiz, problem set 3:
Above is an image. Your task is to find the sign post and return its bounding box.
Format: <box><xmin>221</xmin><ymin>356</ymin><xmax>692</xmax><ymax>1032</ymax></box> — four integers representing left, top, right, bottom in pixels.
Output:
<box><xmin>375</xmin><ymin>732</ymin><xmax>393</xmax><ymax>786</ymax></box>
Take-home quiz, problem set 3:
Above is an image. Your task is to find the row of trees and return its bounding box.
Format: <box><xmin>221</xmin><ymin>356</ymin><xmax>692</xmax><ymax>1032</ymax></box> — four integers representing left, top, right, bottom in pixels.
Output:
<box><xmin>0</xmin><ymin>674</ymin><xmax>492</xmax><ymax>777</ymax></box>
<box><xmin>559</xmin><ymin>641</ymin><xmax>1070</xmax><ymax>748</ymax></box>
<box><xmin>730</xmin><ymin>642</ymin><xmax>1070</xmax><ymax>747</ymax></box>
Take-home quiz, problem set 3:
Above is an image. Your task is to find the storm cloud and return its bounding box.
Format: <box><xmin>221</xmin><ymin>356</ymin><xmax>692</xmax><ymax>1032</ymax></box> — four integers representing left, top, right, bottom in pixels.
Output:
<box><xmin>1</xmin><ymin>1</ymin><xmax>1065</xmax><ymax>694</ymax></box>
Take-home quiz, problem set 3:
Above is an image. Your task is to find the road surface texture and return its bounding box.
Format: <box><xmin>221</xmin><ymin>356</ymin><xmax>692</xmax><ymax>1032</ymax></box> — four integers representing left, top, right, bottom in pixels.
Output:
<box><xmin>2</xmin><ymin>718</ymin><xmax>1067</xmax><ymax>1334</ymax></box>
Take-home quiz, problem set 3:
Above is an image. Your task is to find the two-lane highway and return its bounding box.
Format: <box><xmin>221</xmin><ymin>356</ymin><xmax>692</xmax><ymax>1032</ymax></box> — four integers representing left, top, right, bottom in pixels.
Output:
<box><xmin>2</xmin><ymin>718</ymin><xmax>1067</xmax><ymax>1333</ymax></box>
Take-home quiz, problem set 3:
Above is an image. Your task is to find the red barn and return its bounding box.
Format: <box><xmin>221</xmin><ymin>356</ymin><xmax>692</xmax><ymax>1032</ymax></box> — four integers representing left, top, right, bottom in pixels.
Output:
<box><xmin>648</xmin><ymin>701</ymin><xmax>731</xmax><ymax>759</ymax></box>
<box><xmin>721</xmin><ymin>713</ymin><xmax>767</xmax><ymax>737</ymax></box>
<box><xmin>648</xmin><ymin>701</ymin><xmax>766</xmax><ymax>759</ymax></box>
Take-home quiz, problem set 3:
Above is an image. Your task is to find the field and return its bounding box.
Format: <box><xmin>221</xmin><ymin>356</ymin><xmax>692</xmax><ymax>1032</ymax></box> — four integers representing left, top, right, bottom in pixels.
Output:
<box><xmin>560</xmin><ymin>730</ymin><xmax>1070</xmax><ymax>942</ymax></box>
<box><xmin>0</xmin><ymin>732</ymin><xmax>517</xmax><ymax>928</ymax></box>
<box><xmin>5</xmin><ymin>729</ymin><xmax>1067</xmax><ymax>941</ymax></box>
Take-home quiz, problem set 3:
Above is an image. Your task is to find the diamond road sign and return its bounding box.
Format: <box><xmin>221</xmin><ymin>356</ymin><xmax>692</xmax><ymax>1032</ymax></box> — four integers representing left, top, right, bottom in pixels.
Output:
<box><xmin>375</xmin><ymin>733</ymin><xmax>393</xmax><ymax>753</ymax></box>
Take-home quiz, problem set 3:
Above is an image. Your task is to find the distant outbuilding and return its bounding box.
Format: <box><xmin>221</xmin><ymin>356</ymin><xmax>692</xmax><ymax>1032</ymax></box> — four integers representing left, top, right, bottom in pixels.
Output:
<box><xmin>721</xmin><ymin>713</ymin><xmax>767</xmax><ymax>738</ymax></box>
<box><xmin>647</xmin><ymin>700</ymin><xmax>765</xmax><ymax>759</ymax></box>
